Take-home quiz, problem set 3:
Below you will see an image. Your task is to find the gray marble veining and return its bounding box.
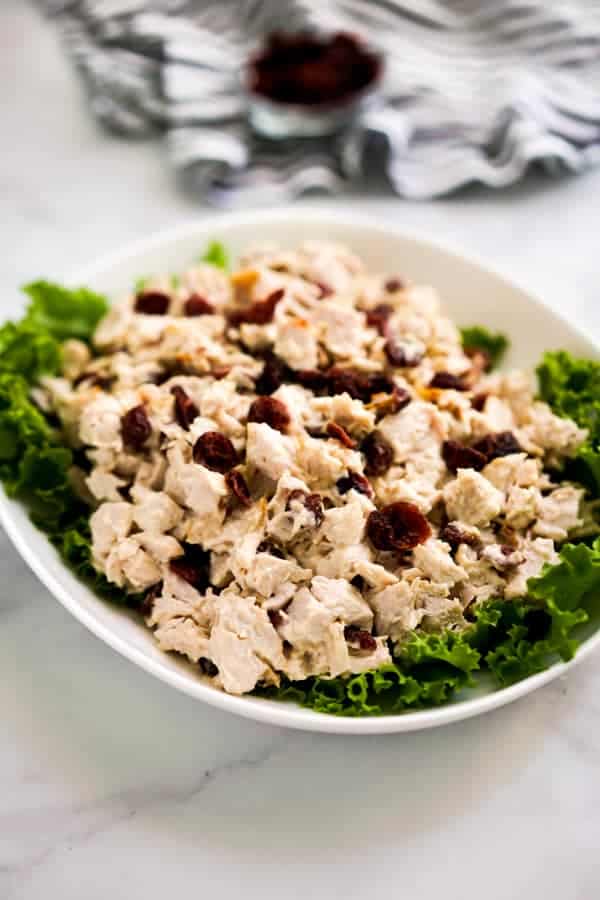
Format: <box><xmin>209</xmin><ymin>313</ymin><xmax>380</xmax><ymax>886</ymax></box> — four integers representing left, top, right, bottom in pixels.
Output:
<box><xmin>2</xmin><ymin>4</ymin><xmax>600</xmax><ymax>899</ymax></box>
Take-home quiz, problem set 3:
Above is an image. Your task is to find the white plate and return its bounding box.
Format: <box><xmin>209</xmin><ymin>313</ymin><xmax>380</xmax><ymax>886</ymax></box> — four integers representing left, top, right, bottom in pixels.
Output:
<box><xmin>2</xmin><ymin>208</ymin><xmax>599</xmax><ymax>734</ymax></box>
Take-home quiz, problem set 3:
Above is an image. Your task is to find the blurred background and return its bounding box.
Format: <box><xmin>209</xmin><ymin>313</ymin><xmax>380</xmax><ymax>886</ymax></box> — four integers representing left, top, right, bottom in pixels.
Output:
<box><xmin>35</xmin><ymin>0</ymin><xmax>600</xmax><ymax>205</ymax></box>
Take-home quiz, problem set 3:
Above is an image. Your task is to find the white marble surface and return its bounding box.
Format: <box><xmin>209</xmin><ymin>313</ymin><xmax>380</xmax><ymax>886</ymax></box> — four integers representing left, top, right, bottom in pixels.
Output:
<box><xmin>2</xmin><ymin>3</ymin><xmax>600</xmax><ymax>898</ymax></box>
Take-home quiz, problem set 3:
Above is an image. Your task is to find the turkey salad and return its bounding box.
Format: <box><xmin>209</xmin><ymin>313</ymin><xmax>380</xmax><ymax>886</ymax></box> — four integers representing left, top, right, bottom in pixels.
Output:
<box><xmin>17</xmin><ymin>240</ymin><xmax>596</xmax><ymax>702</ymax></box>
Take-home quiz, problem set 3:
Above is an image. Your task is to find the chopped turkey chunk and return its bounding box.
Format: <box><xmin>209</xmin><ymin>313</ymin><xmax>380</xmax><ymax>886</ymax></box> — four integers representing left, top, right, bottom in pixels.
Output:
<box><xmin>369</xmin><ymin>581</ymin><xmax>420</xmax><ymax>640</ymax></box>
<box><xmin>378</xmin><ymin>401</ymin><xmax>447</xmax><ymax>463</ymax></box>
<box><xmin>104</xmin><ymin>537</ymin><xmax>161</xmax><ymax>590</ymax></box>
<box><xmin>505</xmin><ymin>485</ymin><xmax>540</xmax><ymax>529</ymax></box>
<box><xmin>246</xmin><ymin>422</ymin><xmax>297</xmax><ymax>481</ymax></box>
<box><xmin>35</xmin><ymin>240</ymin><xmax>591</xmax><ymax>700</ymax></box>
<box><xmin>320</xmin><ymin>495</ymin><xmax>372</xmax><ymax>547</ymax></box>
<box><xmin>520</xmin><ymin>402</ymin><xmax>587</xmax><ymax>456</ymax></box>
<box><xmin>79</xmin><ymin>394</ymin><xmax>124</xmax><ymax>450</ymax></box>
<box><xmin>131</xmin><ymin>485</ymin><xmax>183</xmax><ymax>533</ymax></box>
<box><xmin>413</xmin><ymin>538</ymin><xmax>467</xmax><ymax>586</ymax></box>
<box><xmin>505</xmin><ymin>538</ymin><xmax>559</xmax><ymax>599</ymax></box>
<box><xmin>165</xmin><ymin>444</ymin><xmax>227</xmax><ymax>521</ymax></box>
<box><xmin>310</xmin><ymin>576</ymin><xmax>373</xmax><ymax>629</ymax></box>
<box><xmin>274</xmin><ymin>318</ymin><xmax>319</xmax><ymax>370</ymax></box>
<box><xmin>90</xmin><ymin>501</ymin><xmax>133</xmax><ymax>557</ymax></box>
<box><xmin>311</xmin><ymin>392</ymin><xmax>376</xmax><ymax>434</ymax></box>
<box><xmin>154</xmin><ymin>617</ymin><xmax>211</xmax><ymax>664</ymax></box>
<box><xmin>482</xmin><ymin>453</ymin><xmax>542</xmax><ymax>494</ymax></box>
<box><xmin>534</xmin><ymin>485</ymin><xmax>584</xmax><ymax>541</ymax></box>
<box><xmin>209</xmin><ymin>593</ymin><xmax>285</xmax><ymax>694</ymax></box>
<box><xmin>443</xmin><ymin>469</ymin><xmax>504</xmax><ymax>527</ymax></box>
<box><xmin>86</xmin><ymin>469</ymin><xmax>126</xmax><ymax>502</ymax></box>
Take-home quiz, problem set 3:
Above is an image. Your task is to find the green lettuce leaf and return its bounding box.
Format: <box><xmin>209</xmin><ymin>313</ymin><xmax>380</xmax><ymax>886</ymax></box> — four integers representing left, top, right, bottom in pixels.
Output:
<box><xmin>536</xmin><ymin>350</ymin><xmax>600</xmax><ymax>495</ymax></box>
<box><xmin>465</xmin><ymin>538</ymin><xmax>600</xmax><ymax>685</ymax></box>
<box><xmin>200</xmin><ymin>241</ymin><xmax>229</xmax><ymax>270</ymax></box>
<box><xmin>0</xmin><ymin>282</ymin><xmax>130</xmax><ymax>602</ymax></box>
<box><xmin>0</xmin><ymin>370</ymin><xmax>130</xmax><ymax>600</ymax></box>
<box><xmin>0</xmin><ymin>321</ymin><xmax>61</xmax><ymax>381</ymax></box>
<box><xmin>22</xmin><ymin>281</ymin><xmax>108</xmax><ymax>342</ymax></box>
<box><xmin>461</xmin><ymin>326</ymin><xmax>509</xmax><ymax>368</ymax></box>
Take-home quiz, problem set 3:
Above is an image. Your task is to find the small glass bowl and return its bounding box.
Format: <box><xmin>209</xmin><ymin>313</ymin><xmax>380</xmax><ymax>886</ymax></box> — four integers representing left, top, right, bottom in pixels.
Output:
<box><xmin>244</xmin><ymin>33</ymin><xmax>383</xmax><ymax>140</ymax></box>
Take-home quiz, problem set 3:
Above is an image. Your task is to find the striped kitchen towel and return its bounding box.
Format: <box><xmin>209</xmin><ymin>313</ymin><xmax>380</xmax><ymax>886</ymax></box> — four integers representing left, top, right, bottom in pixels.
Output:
<box><xmin>38</xmin><ymin>1</ymin><xmax>600</xmax><ymax>204</ymax></box>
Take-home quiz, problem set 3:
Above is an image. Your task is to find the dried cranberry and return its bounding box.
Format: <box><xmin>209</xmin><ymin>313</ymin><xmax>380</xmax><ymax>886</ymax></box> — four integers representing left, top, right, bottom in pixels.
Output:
<box><xmin>74</xmin><ymin>372</ymin><xmax>116</xmax><ymax>391</ymax></box>
<box><xmin>193</xmin><ymin>431</ymin><xmax>238</xmax><ymax>472</ymax></box>
<box><xmin>255</xmin><ymin>354</ymin><xmax>290</xmax><ymax>396</ymax></box>
<box><xmin>344</xmin><ymin>625</ymin><xmax>377</xmax><ymax>652</ymax></box>
<box><xmin>385</xmin><ymin>340</ymin><xmax>423</xmax><ymax>368</ymax></box>
<box><xmin>169</xmin><ymin>543</ymin><xmax>210</xmax><ymax>592</ymax></box>
<box><xmin>364</xmin><ymin>372</ymin><xmax>396</xmax><ymax>396</ymax></box>
<box><xmin>472</xmin><ymin>431</ymin><xmax>522</xmax><ymax>462</ymax></box>
<box><xmin>225</xmin><ymin>469</ymin><xmax>251</xmax><ymax>507</ymax></box>
<box><xmin>326</xmin><ymin>421</ymin><xmax>357</xmax><ymax>449</ymax></box>
<box><xmin>184</xmin><ymin>294</ymin><xmax>215</xmax><ymax>317</ymax></box>
<box><xmin>471</xmin><ymin>393</ymin><xmax>488</xmax><ymax>412</ymax></box>
<box><xmin>366</xmin><ymin>303</ymin><xmax>393</xmax><ymax>336</ymax></box>
<box><xmin>199</xmin><ymin>657</ymin><xmax>219</xmax><ymax>677</ymax></box>
<box><xmin>304</xmin><ymin>492</ymin><xmax>325</xmax><ymax>527</ymax></box>
<box><xmin>429</xmin><ymin>372</ymin><xmax>468</xmax><ymax>391</ymax></box>
<box><xmin>286</xmin><ymin>489</ymin><xmax>324</xmax><ymax>527</ymax></box>
<box><xmin>367</xmin><ymin>501</ymin><xmax>431</xmax><ymax>551</ymax></box>
<box><xmin>362</xmin><ymin>431</ymin><xmax>394</xmax><ymax>477</ymax></box>
<box><xmin>268</xmin><ymin>609</ymin><xmax>284</xmax><ymax>628</ymax></box>
<box><xmin>439</xmin><ymin>523</ymin><xmax>481</xmax><ymax>551</ymax></box>
<box><xmin>134</xmin><ymin>291</ymin><xmax>170</xmax><ymax>315</ymax></box>
<box><xmin>442</xmin><ymin>440</ymin><xmax>487</xmax><ymax>473</ymax></box>
<box><xmin>117</xmin><ymin>483</ymin><xmax>132</xmax><ymax>501</ymax></box>
<box><xmin>121</xmin><ymin>405</ymin><xmax>152</xmax><ymax>450</ymax></box>
<box><xmin>247</xmin><ymin>396</ymin><xmax>290</xmax><ymax>433</ymax></box>
<box><xmin>151</xmin><ymin>365</ymin><xmax>182</xmax><ymax>386</ymax></box>
<box><xmin>257</xmin><ymin>540</ymin><xmax>286</xmax><ymax>558</ymax></box>
<box><xmin>228</xmin><ymin>288</ymin><xmax>285</xmax><ymax>326</ymax></box>
<box><xmin>139</xmin><ymin>581</ymin><xmax>162</xmax><ymax>618</ymax></box>
<box><xmin>384</xmin><ymin>277</ymin><xmax>404</xmax><ymax>293</ymax></box>
<box><xmin>170</xmin><ymin>385</ymin><xmax>199</xmax><ymax>430</ymax></box>
<box><xmin>336</xmin><ymin>471</ymin><xmax>373</xmax><ymax>497</ymax></box>
<box><xmin>294</xmin><ymin>369</ymin><xmax>329</xmax><ymax>393</ymax></box>
<box><xmin>327</xmin><ymin>367</ymin><xmax>366</xmax><ymax>400</ymax></box>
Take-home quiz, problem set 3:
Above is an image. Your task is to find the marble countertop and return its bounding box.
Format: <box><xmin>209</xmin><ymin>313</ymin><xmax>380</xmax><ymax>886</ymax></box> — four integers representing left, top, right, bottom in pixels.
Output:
<box><xmin>2</xmin><ymin>4</ymin><xmax>600</xmax><ymax>898</ymax></box>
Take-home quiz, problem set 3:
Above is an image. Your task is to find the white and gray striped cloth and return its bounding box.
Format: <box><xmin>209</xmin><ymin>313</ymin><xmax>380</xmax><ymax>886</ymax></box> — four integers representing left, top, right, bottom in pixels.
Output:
<box><xmin>39</xmin><ymin>1</ymin><xmax>600</xmax><ymax>204</ymax></box>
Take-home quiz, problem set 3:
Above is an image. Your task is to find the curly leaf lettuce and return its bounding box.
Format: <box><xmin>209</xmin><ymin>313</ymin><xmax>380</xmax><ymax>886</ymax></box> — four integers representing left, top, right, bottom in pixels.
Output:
<box><xmin>461</xmin><ymin>326</ymin><xmax>508</xmax><ymax>369</ymax></box>
<box><xmin>0</xmin><ymin>282</ymin><xmax>128</xmax><ymax>601</ymax></box>
<box><xmin>200</xmin><ymin>241</ymin><xmax>229</xmax><ymax>271</ymax></box>
<box><xmin>22</xmin><ymin>281</ymin><xmax>108</xmax><ymax>342</ymax></box>
<box><xmin>0</xmin><ymin>281</ymin><xmax>108</xmax><ymax>382</ymax></box>
<box><xmin>0</xmin><ymin>322</ymin><xmax>61</xmax><ymax>381</ymax></box>
<box><xmin>537</xmin><ymin>350</ymin><xmax>600</xmax><ymax>494</ymax></box>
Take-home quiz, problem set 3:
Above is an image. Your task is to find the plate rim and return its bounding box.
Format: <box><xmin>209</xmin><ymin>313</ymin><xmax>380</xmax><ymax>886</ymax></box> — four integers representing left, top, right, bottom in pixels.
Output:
<box><xmin>2</xmin><ymin>206</ymin><xmax>599</xmax><ymax>734</ymax></box>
